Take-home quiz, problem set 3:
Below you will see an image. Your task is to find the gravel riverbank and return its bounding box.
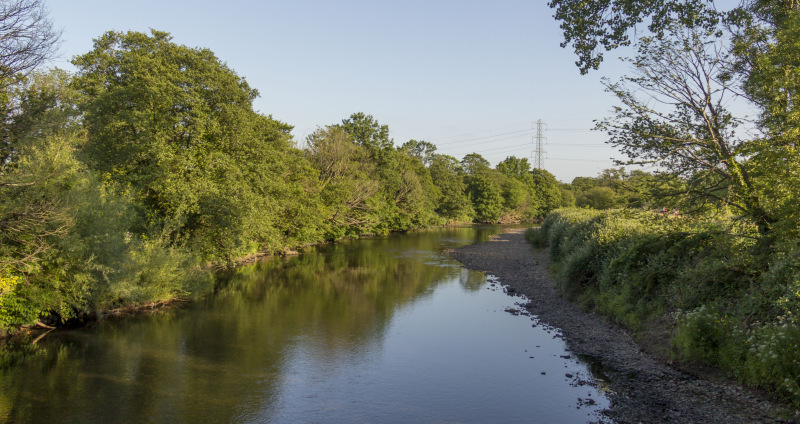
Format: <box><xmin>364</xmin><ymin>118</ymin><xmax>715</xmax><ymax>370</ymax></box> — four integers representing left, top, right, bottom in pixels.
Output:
<box><xmin>448</xmin><ymin>228</ymin><xmax>797</xmax><ymax>424</ymax></box>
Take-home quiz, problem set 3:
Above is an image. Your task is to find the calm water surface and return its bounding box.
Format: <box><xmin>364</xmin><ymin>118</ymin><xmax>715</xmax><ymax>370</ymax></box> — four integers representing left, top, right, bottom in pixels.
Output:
<box><xmin>0</xmin><ymin>226</ymin><xmax>610</xmax><ymax>423</ymax></box>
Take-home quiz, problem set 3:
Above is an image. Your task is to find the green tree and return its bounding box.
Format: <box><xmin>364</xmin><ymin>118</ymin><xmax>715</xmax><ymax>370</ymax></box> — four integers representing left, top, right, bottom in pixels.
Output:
<box><xmin>373</xmin><ymin>148</ymin><xmax>441</xmax><ymax>232</ymax></box>
<box><xmin>305</xmin><ymin>126</ymin><xmax>381</xmax><ymax>238</ymax></box>
<box><xmin>339</xmin><ymin>112</ymin><xmax>393</xmax><ymax>153</ymax></box>
<box><xmin>460</xmin><ymin>152</ymin><xmax>490</xmax><ymax>177</ymax></box>
<box><xmin>428</xmin><ymin>154</ymin><xmax>472</xmax><ymax>221</ymax></box>
<box><xmin>467</xmin><ymin>170</ymin><xmax>504</xmax><ymax>222</ymax></box>
<box><xmin>529</xmin><ymin>168</ymin><xmax>563</xmax><ymax>215</ymax></box>
<box><xmin>496</xmin><ymin>156</ymin><xmax>534</xmax><ymax>184</ymax></box>
<box><xmin>461</xmin><ymin>153</ymin><xmax>503</xmax><ymax>221</ymax></box>
<box><xmin>400</xmin><ymin>139</ymin><xmax>437</xmax><ymax>166</ymax></box>
<box><xmin>72</xmin><ymin>30</ymin><xmax>322</xmax><ymax>260</ymax></box>
<box><xmin>578</xmin><ymin>186</ymin><xmax>618</xmax><ymax>209</ymax></box>
<box><xmin>559</xmin><ymin>186</ymin><xmax>576</xmax><ymax>207</ymax></box>
<box><xmin>548</xmin><ymin>0</ymin><xmax>720</xmax><ymax>73</ymax></box>
<box><xmin>598</xmin><ymin>25</ymin><xmax>772</xmax><ymax>229</ymax></box>
<box><xmin>0</xmin><ymin>69</ymin><xmax>206</xmax><ymax>329</ymax></box>
<box><xmin>570</xmin><ymin>176</ymin><xmax>598</xmax><ymax>193</ymax></box>
<box><xmin>733</xmin><ymin>5</ymin><xmax>800</xmax><ymax>236</ymax></box>
<box><xmin>500</xmin><ymin>177</ymin><xmax>529</xmax><ymax>210</ymax></box>
<box><xmin>0</xmin><ymin>70</ymin><xmax>83</xmax><ymax>321</ymax></box>
<box><xmin>496</xmin><ymin>157</ymin><xmax>542</xmax><ymax>220</ymax></box>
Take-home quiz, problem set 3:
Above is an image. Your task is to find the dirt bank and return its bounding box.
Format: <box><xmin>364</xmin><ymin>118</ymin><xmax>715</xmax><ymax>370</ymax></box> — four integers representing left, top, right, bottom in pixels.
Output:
<box><xmin>448</xmin><ymin>228</ymin><xmax>797</xmax><ymax>424</ymax></box>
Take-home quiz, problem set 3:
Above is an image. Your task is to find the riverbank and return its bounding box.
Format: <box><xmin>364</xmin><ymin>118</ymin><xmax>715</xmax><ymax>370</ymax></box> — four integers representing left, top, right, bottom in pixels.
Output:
<box><xmin>448</xmin><ymin>228</ymin><xmax>796</xmax><ymax>424</ymax></box>
<box><xmin>0</xmin><ymin>222</ymin><xmax>502</xmax><ymax>343</ymax></box>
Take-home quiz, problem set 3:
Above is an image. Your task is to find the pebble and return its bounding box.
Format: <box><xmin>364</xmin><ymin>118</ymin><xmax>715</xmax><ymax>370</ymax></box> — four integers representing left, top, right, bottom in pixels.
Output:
<box><xmin>449</xmin><ymin>228</ymin><xmax>796</xmax><ymax>424</ymax></box>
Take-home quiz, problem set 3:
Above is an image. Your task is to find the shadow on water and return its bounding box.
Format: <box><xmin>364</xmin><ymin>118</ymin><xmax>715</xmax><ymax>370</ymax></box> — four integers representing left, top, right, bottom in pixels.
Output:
<box><xmin>0</xmin><ymin>225</ymin><xmax>612</xmax><ymax>424</ymax></box>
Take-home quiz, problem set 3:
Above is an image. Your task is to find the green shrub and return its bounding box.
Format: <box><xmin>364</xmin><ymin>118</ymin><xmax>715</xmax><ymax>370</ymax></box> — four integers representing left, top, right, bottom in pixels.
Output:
<box><xmin>530</xmin><ymin>208</ymin><xmax>800</xmax><ymax>404</ymax></box>
<box><xmin>524</xmin><ymin>227</ymin><xmax>546</xmax><ymax>247</ymax></box>
<box><xmin>673</xmin><ymin>305</ymin><xmax>732</xmax><ymax>363</ymax></box>
<box><xmin>111</xmin><ymin>238</ymin><xmax>209</xmax><ymax>306</ymax></box>
<box><xmin>740</xmin><ymin>320</ymin><xmax>800</xmax><ymax>401</ymax></box>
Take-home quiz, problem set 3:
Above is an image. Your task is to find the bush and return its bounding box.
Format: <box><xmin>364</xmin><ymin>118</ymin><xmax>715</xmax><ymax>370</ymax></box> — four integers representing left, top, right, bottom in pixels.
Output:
<box><xmin>524</xmin><ymin>227</ymin><xmax>546</xmax><ymax>248</ymax></box>
<box><xmin>111</xmin><ymin>238</ymin><xmax>209</xmax><ymax>306</ymax></box>
<box><xmin>531</xmin><ymin>208</ymin><xmax>800</xmax><ymax>404</ymax></box>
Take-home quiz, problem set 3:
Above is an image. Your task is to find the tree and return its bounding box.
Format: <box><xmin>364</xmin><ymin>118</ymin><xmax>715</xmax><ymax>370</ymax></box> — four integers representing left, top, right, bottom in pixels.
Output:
<box><xmin>496</xmin><ymin>157</ymin><xmax>542</xmax><ymax>219</ymax></box>
<box><xmin>578</xmin><ymin>186</ymin><xmax>619</xmax><ymax>209</ymax></box>
<box><xmin>339</xmin><ymin>112</ymin><xmax>393</xmax><ymax>152</ymax></box>
<box><xmin>496</xmin><ymin>156</ymin><xmax>533</xmax><ymax>184</ymax></box>
<box><xmin>400</xmin><ymin>139</ymin><xmax>437</xmax><ymax>166</ymax></box>
<box><xmin>72</xmin><ymin>30</ymin><xmax>321</xmax><ymax>260</ymax></box>
<box><xmin>0</xmin><ymin>0</ymin><xmax>62</xmax><ymax>166</ymax></box>
<box><xmin>736</xmin><ymin>6</ymin><xmax>800</xmax><ymax>143</ymax></box>
<box><xmin>1</xmin><ymin>68</ymin><xmax>77</xmax><ymax>163</ymax></box>
<box><xmin>551</xmin><ymin>0</ymin><xmax>800</xmax><ymax>233</ymax></box>
<box><xmin>0</xmin><ymin>70</ymin><xmax>131</xmax><ymax>326</ymax></box>
<box><xmin>0</xmin><ymin>70</ymin><xmax>80</xmax><ymax>284</ymax></box>
<box><xmin>428</xmin><ymin>154</ymin><xmax>472</xmax><ymax>221</ymax></box>
<box><xmin>570</xmin><ymin>176</ymin><xmax>599</xmax><ymax>193</ymax></box>
<box><xmin>305</xmin><ymin>125</ymin><xmax>381</xmax><ymax>238</ymax></box>
<box><xmin>598</xmin><ymin>25</ymin><xmax>774</xmax><ymax>230</ymax></box>
<box><xmin>460</xmin><ymin>152</ymin><xmax>490</xmax><ymax>176</ymax></box>
<box><xmin>467</xmin><ymin>170</ymin><xmax>504</xmax><ymax>222</ymax></box>
<box><xmin>548</xmin><ymin>0</ymin><xmax>720</xmax><ymax>73</ymax></box>
<box><xmin>500</xmin><ymin>176</ymin><xmax>528</xmax><ymax>210</ymax></box>
<box><xmin>336</xmin><ymin>113</ymin><xmax>440</xmax><ymax>232</ymax></box>
<box><xmin>373</xmin><ymin>147</ymin><xmax>441</xmax><ymax>232</ymax></box>
<box><xmin>559</xmin><ymin>186</ymin><xmax>576</xmax><ymax>207</ymax></box>
<box><xmin>0</xmin><ymin>0</ymin><xmax>60</xmax><ymax>83</ymax></box>
<box><xmin>529</xmin><ymin>168</ymin><xmax>563</xmax><ymax>214</ymax></box>
<box><xmin>732</xmin><ymin>5</ymin><xmax>800</xmax><ymax>236</ymax></box>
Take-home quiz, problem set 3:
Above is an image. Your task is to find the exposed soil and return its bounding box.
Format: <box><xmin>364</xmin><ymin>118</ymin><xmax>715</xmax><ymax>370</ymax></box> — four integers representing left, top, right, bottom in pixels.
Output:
<box><xmin>448</xmin><ymin>228</ymin><xmax>798</xmax><ymax>424</ymax></box>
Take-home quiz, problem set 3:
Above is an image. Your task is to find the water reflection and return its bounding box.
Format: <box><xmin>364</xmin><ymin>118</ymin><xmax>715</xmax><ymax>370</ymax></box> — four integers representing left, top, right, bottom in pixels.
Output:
<box><xmin>0</xmin><ymin>225</ymin><xmax>609</xmax><ymax>423</ymax></box>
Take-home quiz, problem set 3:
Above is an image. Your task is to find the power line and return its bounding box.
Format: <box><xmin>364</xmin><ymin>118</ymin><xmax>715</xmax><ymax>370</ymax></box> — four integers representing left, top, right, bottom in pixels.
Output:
<box><xmin>477</xmin><ymin>142</ymin><xmax>532</xmax><ymax>153</ymax></box>
<box><xmin>432</xmin><ymin>128</ymin><xmax>533</xmax><ymax>146</ymax></box>
<box><xmin>547</xmin><ymin>157</ymin><xmax>615</xmax><ymax>163</ymax></box>
<box><xmin>440</xmin><ymin>134</ymin><xmax>536</xmax><ymax>152</ymax></box>
<box><xmin>549</xmin><ymin>143</ymin><xmax>609</xmax><ymax>147</ymax></box>
<box><xmin>428</xmin><ymin>122</ymin><xmax>531</xmax><ymax>142</ymax></box>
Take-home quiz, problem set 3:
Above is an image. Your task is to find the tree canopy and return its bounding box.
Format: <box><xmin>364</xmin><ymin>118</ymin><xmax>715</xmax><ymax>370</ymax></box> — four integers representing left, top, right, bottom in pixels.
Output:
<box><xmin>72</xmin><ymin>30</ymin><xmax>322</xmax><ymax>259</ymax></box>
<box><xmin>0</xmin><ymin>0</ymin><xmax>60</xmax><ymax>83</ymax></box>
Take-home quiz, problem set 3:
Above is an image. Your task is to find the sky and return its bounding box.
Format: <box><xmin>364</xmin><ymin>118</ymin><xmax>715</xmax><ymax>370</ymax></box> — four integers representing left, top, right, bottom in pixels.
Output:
<box><xmin>46</xmin><ymin>0</ymin><xmax>639</xmax><ymax>182</ymax></box>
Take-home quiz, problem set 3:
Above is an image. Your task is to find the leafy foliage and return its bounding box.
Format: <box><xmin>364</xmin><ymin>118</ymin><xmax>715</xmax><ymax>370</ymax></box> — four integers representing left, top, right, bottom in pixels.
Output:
<box><xmin>547</xmin><ymin>1</ymin><xmax>800</xmax><ymax>403</ymax></box>
<box><xmin>467</xmin><ymin>170</ymin><xmax>504</xmax><ymax>222</ymax></box>
<box><xmin>1</xmin><ymin>27</ymin><xmax>567</xmax><ymax>332</ymax></box>
<box><xmin>306</xmin><ymin>125</ymin><xmax>382</xmax><ymax>238</ymax></box>
<box><xmin>548</xmin><ymin>0</ymin><xmax>719</xmax><ymax>73</ymax></box>
<box><xmin>535</xmin><ymin>209</ymin><xmax>800</xmax><ymax>403</ymax></box>
<box><xmin>338</xmin><ymin>112</ymin><xmax>392</xmax><ymax>153</ymax></box>
<box><xmin>428</xmin><ymin>154</ymin><xmax>473</xmax><ymax>222</ymax></box>
<box><xmin>72</xmin><ymin>30</ymin><xmax>324</xmax><ymax>261</ymax></box>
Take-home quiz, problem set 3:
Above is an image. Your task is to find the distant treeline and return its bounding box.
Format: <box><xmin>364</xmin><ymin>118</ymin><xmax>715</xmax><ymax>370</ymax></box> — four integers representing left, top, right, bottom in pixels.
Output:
<box><xmin>0</xmin><ymin>30</ymin><xmax>566</xmax><ymax>332</ymax></box>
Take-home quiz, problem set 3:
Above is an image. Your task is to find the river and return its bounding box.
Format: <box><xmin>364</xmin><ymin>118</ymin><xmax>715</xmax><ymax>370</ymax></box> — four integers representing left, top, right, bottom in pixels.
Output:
<box><xmin>0</xmin><ymin>226</ymin><xmax>610</xmax><ymax>423</ymax></box>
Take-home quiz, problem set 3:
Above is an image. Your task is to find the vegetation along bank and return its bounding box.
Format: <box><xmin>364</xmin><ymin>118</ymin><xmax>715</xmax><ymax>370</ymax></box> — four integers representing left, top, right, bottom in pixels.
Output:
<box><xmin>533</xmin><ymin>0</ymin><xmax>800</xmax><ymax>410</ymax></box>
<box><xmin>452</xmin><ymin>228</ymin><xmax>794</xmax><ymax>423</ymax></box>
<box><xmin>0</xmin><ymin>24</ymin><xmax>565</xmax><ymax>336</ymax></box>
<box><xmin>528</xmin><ymin>209</ymin><xmax>800</xmax><ymax>410</ymax></box>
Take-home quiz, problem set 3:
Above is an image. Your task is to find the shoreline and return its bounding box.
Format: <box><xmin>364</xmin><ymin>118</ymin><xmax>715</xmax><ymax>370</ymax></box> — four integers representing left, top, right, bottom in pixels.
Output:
<box><xmin>448</xmin><ymin>228</ymin><xmax>795</xmax><ymax>423</ymax></box>
<box><xmin>1</xmin><ymin>222</ymin><xmax>511</xmax><ymax>342</ymax></box>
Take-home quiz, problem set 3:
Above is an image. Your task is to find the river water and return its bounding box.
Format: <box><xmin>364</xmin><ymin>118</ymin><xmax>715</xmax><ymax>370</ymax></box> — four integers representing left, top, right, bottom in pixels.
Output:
<box><xmin>0</xmin><ymin>226</ymin><xmax>610</xmax><ymax>423</ymax></box>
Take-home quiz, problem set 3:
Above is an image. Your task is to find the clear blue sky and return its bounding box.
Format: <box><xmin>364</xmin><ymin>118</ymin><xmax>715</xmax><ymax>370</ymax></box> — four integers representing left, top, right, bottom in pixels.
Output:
<box><xmin>47</xmin><ymin>0</ymin><xmax>639</xmax><ymax>182</ymax></box>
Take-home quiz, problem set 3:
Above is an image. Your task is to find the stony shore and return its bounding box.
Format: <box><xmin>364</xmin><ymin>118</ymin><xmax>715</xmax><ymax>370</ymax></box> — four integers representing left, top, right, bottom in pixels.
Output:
<box><xmin>448</xmin><ymin>228</ymin><xmax>797</xmax><ymax>424</ymax></box>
